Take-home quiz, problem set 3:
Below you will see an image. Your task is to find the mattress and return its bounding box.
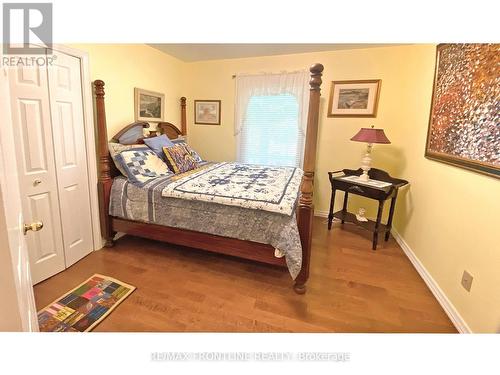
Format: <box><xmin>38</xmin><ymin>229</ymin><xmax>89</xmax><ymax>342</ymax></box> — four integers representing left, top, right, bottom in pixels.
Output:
<box><xmin>108</xmin><ymin>168</ymin><xmax>302</xmax><ymax>279</ymax></box>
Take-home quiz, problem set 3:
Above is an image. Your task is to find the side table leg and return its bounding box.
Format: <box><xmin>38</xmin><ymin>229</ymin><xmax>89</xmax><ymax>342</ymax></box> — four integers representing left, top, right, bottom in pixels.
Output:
<box><xmin>373</xmin><ymin>200</ymin><xmax>385</xmax><ymax>250</ymax></box>
<box><xmin>385</xmin><ymin>196</ymin><xmax>397</xmax><ymax>241</ymax></box>
<box><xmin>341</xmin><ymin>192</ymin><xmax>349</xmax><ymax>224</ymax></box>
<box><xmin>328</xmin><ymin>188</ymin><xmax>336</xmax><ymax>230</ymax></box>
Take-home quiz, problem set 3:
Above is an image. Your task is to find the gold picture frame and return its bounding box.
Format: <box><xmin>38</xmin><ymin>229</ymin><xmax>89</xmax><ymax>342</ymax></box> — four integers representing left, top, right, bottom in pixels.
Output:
<box><xmin>194</xmin><ymin>100</ymin><xmax>221</xmax><ymax>125</ymax></box>
<box><xmin>327</xmin><ymin>79</ymin><xmax>381</xmax><ymax>118</ymax></box>
<box><xmin>134</xmin><ymin>88</ymin><xmax>165</xmax><ymax>122</ymax></box>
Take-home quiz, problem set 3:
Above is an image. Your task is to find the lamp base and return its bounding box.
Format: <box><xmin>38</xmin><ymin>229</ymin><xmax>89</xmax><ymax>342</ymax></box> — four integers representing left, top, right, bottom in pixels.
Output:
<box><xmin>359</xmin><ymin>143</ymin><xmax>373</xmax><ymax>181</ymax></box>
<box><xmin>358</xmin><ymin>172</ymin><xmax>370</xmax><ymax>182</ymax></box>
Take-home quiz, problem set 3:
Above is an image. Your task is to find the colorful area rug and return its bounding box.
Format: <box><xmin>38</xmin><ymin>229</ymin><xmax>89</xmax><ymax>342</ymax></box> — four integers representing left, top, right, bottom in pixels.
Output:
<box><xmin>37</xmin><ymin>274</ymin><xmax>136</xmax><ymax>332</ymax></box>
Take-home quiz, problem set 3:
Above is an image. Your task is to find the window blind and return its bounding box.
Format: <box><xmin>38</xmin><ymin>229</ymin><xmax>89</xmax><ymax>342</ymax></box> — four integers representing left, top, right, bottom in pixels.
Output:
<box><xmin>239</xmin><ymin>93</ymin><xmax>303</xmax><ymax>167</ymax></box>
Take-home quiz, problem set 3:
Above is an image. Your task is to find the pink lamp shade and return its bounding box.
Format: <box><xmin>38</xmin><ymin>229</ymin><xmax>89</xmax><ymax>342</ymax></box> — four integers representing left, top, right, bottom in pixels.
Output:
<box><xmin>351</xmin><ymin>127</ymin><xmax>391</xmax><ymax>144</ymax></box>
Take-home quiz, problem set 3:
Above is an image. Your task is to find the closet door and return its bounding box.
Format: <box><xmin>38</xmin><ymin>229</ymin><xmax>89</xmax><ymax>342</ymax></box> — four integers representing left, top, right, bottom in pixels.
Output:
<box><xmin>47</xmin><ymin>50</ymin><xmax>93</xmax><ymax>267</ymax></box>
<box><xmin>8</xmin><ymin>59</ymin><xmax>66</xmax><ymax>284</ymax></box>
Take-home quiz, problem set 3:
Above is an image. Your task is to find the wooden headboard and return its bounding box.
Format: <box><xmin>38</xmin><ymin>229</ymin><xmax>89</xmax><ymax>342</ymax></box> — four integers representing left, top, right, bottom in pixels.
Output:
<box><xmin>108</xmin><ymin>97</ymin><xmax>187</xmax><ymax>145</ymax></box>
<box><xmin>110</xmin><ymin>121</ymin><xmax>150</xmax><ymax>144</ymax></box>
<box><xmin>157</xmin><ymin>121</ymin><xmax>183</xmax><ymax>140</ymax></box>
<box><xmin>93</xmin><ymin>83</ymin><xmax>189</xmax><ymax>222</ymax></box>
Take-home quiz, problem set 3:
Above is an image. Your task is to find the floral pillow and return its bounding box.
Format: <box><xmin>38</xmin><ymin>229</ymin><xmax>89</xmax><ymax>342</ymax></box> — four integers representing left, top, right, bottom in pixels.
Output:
<box><xmin>163</xmin><ymin>144</ymin><xmax>199</xmax><ymax>174</ymax></box>
<box><xmin>115</xmin><ymin>149</ymin><xmax>172</xmax><ymax>184</ymax></box>
<box><xmin>171</xmin><ymin>138</ymin><xmax>203</xmax><ymax>162</ymax></box>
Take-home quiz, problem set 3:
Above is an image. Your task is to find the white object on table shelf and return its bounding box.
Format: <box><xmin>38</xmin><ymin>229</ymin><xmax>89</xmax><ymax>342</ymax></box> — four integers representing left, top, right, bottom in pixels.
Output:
<box><xmin>355</xmin><ymin>208</ymin><xmax>368</xmax><ymax>222</ymax></box>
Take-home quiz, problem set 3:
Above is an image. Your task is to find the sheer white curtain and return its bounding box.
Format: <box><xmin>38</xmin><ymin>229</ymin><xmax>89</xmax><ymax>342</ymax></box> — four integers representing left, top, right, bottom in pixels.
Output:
<box><xmin>234</xmin><ymin>70</ymin><xmax>309</xmax><ymax>167</ymax></box>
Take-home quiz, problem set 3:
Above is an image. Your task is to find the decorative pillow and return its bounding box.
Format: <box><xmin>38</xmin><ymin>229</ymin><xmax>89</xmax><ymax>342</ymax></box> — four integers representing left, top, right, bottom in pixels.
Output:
<box><xmin>171</xmin><ymin>138</ymin><xmax>203</xmax><ymax>162</ymax></box>
<box><xmin>143</xmin><ymin>134</ymin><xmax>174</xmax><ymax>160</ymax></box>
<box><xmin>108</xmin><ymin>143</ymin><xmax>147</xmax><ymax>176</ymax></box>
<box><xmin>115</xmin><ymin>149</ymin><xmax>172</xmax><ymax>184</ymax></box>
<box><xmin>163</xmin><ymin>144</ymin><xmax>199</xmax><ymax>174</ymax></box>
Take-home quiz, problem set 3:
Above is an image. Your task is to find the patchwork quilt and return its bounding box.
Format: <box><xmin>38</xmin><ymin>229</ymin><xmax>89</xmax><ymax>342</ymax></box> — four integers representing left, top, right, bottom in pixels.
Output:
<box><xmin>161</xmin><ymin>162</ymin><xmax>303</xmax><ymax>215</ymax></box>
<box><xmin>116</xmin><ymin>148</ymin><xmax>172</xmax><ymax>185</ymax></box>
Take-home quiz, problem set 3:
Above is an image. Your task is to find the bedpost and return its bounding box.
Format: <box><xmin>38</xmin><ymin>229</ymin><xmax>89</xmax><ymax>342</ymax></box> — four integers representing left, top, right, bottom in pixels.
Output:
<box><xmin>294</xmin><ymin>63</ymin><xmax>324</xmax><ymax>294</ymax></box>
<box><xmin>94</xmin><ymin>79</ymin><xmax>115</xmax><ymax>247</ymax></box>
<box><xmin>180</xmin><ymin>97</ymin><xmax>187</xmax><ymax>135</ymax></box>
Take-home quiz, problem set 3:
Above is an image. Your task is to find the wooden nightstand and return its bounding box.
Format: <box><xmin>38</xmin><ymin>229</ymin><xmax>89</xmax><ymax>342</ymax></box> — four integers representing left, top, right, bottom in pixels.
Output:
<box><xmin>327</xmin><ymin>168</ymin><xmax>408</xmax><ymax>250</ymax></box>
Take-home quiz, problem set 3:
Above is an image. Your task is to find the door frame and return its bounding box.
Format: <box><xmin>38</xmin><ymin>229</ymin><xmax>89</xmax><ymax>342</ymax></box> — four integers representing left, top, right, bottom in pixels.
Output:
<box><xmin>0</xmin><ymin>45</ymin><xmax>101</xmax><ymax>330</ymax></box>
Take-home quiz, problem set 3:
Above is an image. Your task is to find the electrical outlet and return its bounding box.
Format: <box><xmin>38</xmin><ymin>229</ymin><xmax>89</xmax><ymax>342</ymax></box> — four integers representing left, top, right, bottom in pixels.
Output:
<box><xmin>461</xmin><ymin>270</ymin><xmax>473</xmax><ymax>292</ymax></box>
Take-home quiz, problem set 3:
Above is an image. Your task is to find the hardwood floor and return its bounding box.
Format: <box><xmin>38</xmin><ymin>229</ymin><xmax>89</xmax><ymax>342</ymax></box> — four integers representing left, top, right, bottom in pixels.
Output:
<box><xmin>34</xmin><ymin>217</ymin><xmax>457</xmax><ymax>332</ymax></box>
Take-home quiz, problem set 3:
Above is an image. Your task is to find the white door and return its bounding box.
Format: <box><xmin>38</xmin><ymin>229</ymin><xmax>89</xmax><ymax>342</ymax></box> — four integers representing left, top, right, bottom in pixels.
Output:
<box><xmin>9</xmin><ymin>58</ymin><xmax>66</xmax><ymax>284</ymax></box>
<box><xmin>0</xmin><ymin>69</ymin><xmax>39</xmax><ymax>331</ymax></box>
<box><xmin>48</xmin><ymin>50</ymin><xmax>93</xmax><ymax>267</ymax></box>
<box><xmin>8</xmin><ymin>48</ymin><xmax>93</xmax><ymax>284</ymax></box>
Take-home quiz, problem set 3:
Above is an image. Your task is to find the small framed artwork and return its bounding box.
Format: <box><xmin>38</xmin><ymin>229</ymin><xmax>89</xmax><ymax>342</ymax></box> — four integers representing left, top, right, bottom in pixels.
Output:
<box><xmin>327</xmin><ymin>80</ymin><xmax>381</xmax><ymax>117</ymax></box>
<box><xmin>194</xmin><ymin>100</ymin><xmax>221</xmax><ymax>125</ymax></box>
<box><xmin>425</xmin><ymin>44</ymin><xmax>500</xmax><ymax>179</ymax></box>
<box><xmin>134</xmin><ymin>88</ymin><xmax>165</xmax><ymax>122</ymax></box>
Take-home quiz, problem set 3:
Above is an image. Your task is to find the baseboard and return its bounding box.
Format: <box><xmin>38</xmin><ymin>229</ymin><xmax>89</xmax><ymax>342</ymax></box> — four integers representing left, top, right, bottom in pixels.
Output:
<box><xmin>314</xmin><ymin>210</ymin><xmax>329</xmax><ymax>218</ymax></box>
<box><xmin>391</xmin><ymin>228</ymin><xmax>472</xmax><ymax>333</ymax></box>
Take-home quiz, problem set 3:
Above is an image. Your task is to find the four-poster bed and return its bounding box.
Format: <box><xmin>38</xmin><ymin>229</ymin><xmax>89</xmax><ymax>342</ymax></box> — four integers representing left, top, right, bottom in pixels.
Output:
<box><xmin>94</xmin><ymin>63</ymin><xmax>324</xmax><ymax>294</ymax></box>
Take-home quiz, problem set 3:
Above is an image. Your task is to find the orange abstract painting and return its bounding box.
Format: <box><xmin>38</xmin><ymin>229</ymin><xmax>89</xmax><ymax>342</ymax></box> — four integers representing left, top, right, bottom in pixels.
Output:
<box><xmin>426</xmin><ymin>44</ymin><xmax>500</xmax><ymax>178</ymax></box>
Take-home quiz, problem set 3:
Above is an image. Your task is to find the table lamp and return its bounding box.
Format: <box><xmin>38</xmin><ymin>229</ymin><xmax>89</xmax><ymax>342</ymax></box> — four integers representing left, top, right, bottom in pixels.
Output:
<box><xmin>350</xmin><ymin>125</ymin><xmax>390</xmax><ymax>181</ymax></box>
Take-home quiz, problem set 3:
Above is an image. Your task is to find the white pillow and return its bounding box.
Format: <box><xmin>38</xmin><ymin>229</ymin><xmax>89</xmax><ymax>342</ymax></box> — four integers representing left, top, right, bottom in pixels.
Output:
<box><xmin>108</xmin><ymin>142</ymin><xmax>145</xmax><ymax>176</ymax></box>
<box><xmin>115</xmin><ymin>149</ymin><xmax>171</xmax><ymax>184</ymax></box>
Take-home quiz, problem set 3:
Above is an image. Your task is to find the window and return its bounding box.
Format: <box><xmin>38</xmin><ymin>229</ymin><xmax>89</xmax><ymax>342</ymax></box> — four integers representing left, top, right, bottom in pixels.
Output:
<box><xmin>234</xmin><ymin>71</ymin><xmax>309</xmax><ymax>168</ymax></box>
<box><xmin>239</xmin><ymin>94</ymin><xmax>302</xmax><ymax>167</ymax></box>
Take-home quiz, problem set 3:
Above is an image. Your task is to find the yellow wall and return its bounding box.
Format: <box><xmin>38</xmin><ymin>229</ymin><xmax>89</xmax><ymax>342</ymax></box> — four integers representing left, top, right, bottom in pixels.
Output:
<box><xmin>70</xmin><ymin>44</ymin><xmax>186</xmax><ymax>138</ymax></box>
<box><xmin>184</xmin><ymin>45</ymin><xmax>500</xmax><ymax>333</ymax></box>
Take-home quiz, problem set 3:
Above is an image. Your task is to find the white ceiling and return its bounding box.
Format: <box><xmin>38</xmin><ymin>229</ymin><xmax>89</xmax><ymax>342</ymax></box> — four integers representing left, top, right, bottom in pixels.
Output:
<box><xmin>148</xmin><ymin>44</ymin><xmax>398</xmax><ymax>62</ymax></box>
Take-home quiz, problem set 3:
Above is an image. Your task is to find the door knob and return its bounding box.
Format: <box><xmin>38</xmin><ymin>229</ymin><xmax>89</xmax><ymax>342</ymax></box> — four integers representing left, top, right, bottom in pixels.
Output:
<box><xmin>23</xmin><ymin>221</ymin><xmax>43</xmax><ymax>235</ymax></box>
<box><xmin>33</xmin><ymin>179</ymin><xmax>42</xmax><ymax>186</ymax></box>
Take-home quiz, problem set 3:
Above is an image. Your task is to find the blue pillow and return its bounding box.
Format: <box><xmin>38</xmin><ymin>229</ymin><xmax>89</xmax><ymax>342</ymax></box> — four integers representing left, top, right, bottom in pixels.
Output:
<box><xmin>143</xmin><ymin>135</ymin><xmax>174</xmax><ymax>160</ymax></box>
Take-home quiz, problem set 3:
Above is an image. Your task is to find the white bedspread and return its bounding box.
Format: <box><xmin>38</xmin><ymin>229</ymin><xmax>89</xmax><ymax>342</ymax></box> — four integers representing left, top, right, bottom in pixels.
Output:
<box><xmin>161</xmin><ymin>162</ymin><xmax>303</xmax><ymax>215</ymax></box>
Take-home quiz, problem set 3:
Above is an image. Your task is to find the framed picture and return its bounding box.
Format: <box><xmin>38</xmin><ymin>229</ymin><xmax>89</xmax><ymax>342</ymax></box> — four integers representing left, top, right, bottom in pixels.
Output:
<box><xmin>425</xmin><ymin>44</ymin><xmax>500</xmax><ymax>179</ymax></box>
<box><xmin>194</xmin><ymin>100</ymin><xmax>221</xmax><ymax>125</ymax></box>
<box><xmin>327</xmin><ymin>80</ymin><xmax>381</xmax><ymax>117</ymax></box>
<box><xmin>134</xmin><ymin>88</ymin><xmax>165</xmax><ymax>122</ymax></box>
